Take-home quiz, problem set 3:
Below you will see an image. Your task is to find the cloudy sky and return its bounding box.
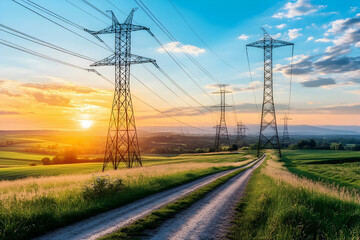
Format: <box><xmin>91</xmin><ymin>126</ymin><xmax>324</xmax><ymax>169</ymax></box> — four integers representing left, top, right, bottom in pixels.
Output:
<box><xmin>0</xmin><ymin>0</ymin><xmax>359</xmax><ymax>132</ymax></box>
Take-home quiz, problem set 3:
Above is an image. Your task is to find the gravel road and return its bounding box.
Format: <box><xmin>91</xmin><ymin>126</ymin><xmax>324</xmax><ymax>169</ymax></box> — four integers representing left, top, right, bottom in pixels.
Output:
<box><xmin>143</xmin><ymin>156</ymin><xmax>265</xmax><ymax>240</ymax></box>
<box><xmin>34</xmin><ymin>155</ymin><xmax>264</xmax><ymax>240</ymax></box>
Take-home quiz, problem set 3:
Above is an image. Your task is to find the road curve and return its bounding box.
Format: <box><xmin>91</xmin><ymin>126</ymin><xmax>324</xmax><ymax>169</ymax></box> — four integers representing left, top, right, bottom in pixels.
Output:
<box><xmin>34</xmin><ymin>155</ymin><xmax>264</xmax><ymax>240</ymax></box>
<box><xmin>144</xmin><ymin>156</ymin><xmax>265</xmax><ymax>240</ymax></box>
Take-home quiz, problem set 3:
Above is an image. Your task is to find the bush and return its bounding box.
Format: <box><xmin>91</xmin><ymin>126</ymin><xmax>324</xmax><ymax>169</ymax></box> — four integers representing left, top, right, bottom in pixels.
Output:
<box><xmin>52</xmin><ymin>148</ymin><xmax>77</xmax><ymax>164</ymax></box>
<box><xmin>229</xmin><ymin>144</ymin><xmax>238</xmax><ymax>151</ymax></box>
<box><xmin>29</xmin><ymin>163</ymin><xmax>37</xmax><ymax>166</ymax></box>
<box><xmin>82</xmin><ymin>175</ymin><xmax>125</xmax><ymax>199</ymax></box>
<box><xmin>41</xmin><ymin>157</ymin><xmax>52</xmax><ymax>165</ymax></box>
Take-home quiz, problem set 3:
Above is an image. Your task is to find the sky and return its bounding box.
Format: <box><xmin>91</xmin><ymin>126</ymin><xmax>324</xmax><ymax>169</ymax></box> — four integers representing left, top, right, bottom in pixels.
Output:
<box><xmin>0</xmin><ymin>0</ymin><xmax>359</xmax><ymax>133</ymax></box>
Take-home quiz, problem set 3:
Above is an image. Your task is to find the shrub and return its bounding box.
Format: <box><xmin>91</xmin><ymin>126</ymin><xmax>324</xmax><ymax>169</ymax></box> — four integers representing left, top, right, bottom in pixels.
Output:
<box><xmin>29</xmin><ymin>163</ymin><xmax>37</xmax><ymax>166</ymax></box>
<box><xmin>52</xmin><ymin>149</ymin><xmax>77</xmax><ymax>164</ymax></box>
<box><xmin>229</xmin><ymin>144</ymin><xmax>238</xmax><ymax>151</ymax></box>
<box><xmin>41</xmin><ymin>157</ymin><xmax>52</xmax><ymax>165</ymax></box>
<box><xmin>81</xmin><ymin>175</ymin><xmax>125</xmax><ymax>199</ymax></box>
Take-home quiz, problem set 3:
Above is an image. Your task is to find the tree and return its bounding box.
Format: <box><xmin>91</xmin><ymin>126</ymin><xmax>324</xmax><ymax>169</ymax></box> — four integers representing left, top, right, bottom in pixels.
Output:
<box><xmin>52</xmin><ymin>148</ymin><xmax>78</xmax><ymax>164</ymax></box>
<box><xmin>41</xmin><ymin>157</ymin><xmax>51</xmax><ymax>165</ymax></box>
<box><xmin>229</xmin><ymin>144</ymin><xmax>238</xmax><ymax>151</ymax></box>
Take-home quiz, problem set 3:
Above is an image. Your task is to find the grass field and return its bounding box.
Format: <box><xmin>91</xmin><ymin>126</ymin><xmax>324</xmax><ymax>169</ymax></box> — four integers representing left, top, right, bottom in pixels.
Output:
<box><xmin>282</xmin><ymin>150</ymin><xmax>360</xmax><ymax>190</ymax></box>
<box><xmin>0</xmin><ymin>151</ymin><xmax>250</xmax><ymax>180</ymax></box>
<box><xmin>230</xmin><ymin>152</ymin><xmax>360</xmax><ymax>239</ymax></box>
<box><xmin>0</xmin><ymin>151</ymin><xmax>253</xmax><ymax>240</ymax></box>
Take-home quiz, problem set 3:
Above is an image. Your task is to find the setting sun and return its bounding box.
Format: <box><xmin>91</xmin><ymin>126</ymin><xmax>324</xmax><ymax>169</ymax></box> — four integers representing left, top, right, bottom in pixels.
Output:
<box><xmin>80</xmin><ymin>120</ymin><xmax>93</xmax><ymax>129</ymax></box>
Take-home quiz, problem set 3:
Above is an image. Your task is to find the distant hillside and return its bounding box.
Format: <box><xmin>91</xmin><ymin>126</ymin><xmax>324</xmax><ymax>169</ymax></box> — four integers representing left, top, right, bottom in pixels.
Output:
<box><xmin>2</xmin><ymin>125</ymin><xmax>360</xmax><ymax>136</ymax></box>
<box><xmin>245</xmin><ymin>125</ymin><xmax>360</xmax><ymax>136</ymax></box>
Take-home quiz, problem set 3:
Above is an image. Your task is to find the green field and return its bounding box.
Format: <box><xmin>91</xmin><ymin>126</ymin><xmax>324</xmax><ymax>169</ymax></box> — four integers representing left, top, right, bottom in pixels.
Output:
<box><xmin>230</xmin><ymin>154</ymin><xmax>360</xmax><ymax>240</ymax></box>
<box><xmin>0</xmin><ymin>151</ymin><xmax>254</xmax><ymax>240</ymax></box>
<box><xmin>282</xmin><ymin>150</ymin><xmax>360</xmax><ymax>189</ymax></box>
<box><xmin>0</xmin><ymin>150</ymin><xmax>249</xmax><ymax>180</ymax></box>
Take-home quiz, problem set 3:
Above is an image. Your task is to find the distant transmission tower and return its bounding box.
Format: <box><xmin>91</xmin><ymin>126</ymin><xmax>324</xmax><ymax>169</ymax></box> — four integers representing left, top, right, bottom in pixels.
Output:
<box><xmin>213</xmin><ymin>84</ymin><xmax>231</xmax><ymax>152</ymax></box>
<box><xmin>236</xmin><ymin>122</ymin><xmax>247</xmax><ymax>147</ymax></box>
<box><xmin>86</xmin><ymin>9</ymin><xmax>156</xmax><ymax>171</ymax></box>
<box><xmin>281</xmin><ymin>115</ymin><xmax>292</xmax><ymax>147</ymax></box>
<box><xmin>246</xmin><ymin>28</ymin><xmax>294</xmax><ymax>157</ymax></box>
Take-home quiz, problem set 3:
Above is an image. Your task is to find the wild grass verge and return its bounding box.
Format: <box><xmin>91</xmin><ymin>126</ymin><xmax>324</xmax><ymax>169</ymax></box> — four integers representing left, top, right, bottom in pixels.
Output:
<box><xmin>0</xmin><ymin>156</ymin><xmax>253</xmax><ymax>240</ymax></box>
<box><xmin>100</xmin><ymin>166</ymin><xmax>254</xmax><ymax>240</ymax></box>
<box><xmin>229</xmin><ymin>154</ymin><xmax>360</xmax><ymax>240</ymax></box>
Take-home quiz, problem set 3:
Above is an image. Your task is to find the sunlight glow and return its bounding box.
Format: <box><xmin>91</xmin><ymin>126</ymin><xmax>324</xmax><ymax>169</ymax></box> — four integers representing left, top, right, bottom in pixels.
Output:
<box><xmin>80</xmin><ymin>120</ymin><xmax>93</xmax><ymax>129</ymax></box>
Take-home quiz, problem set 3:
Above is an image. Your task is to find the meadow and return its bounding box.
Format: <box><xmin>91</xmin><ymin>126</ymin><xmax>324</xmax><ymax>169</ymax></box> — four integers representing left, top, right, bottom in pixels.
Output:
<box><xmin>0</xmin><ymin>150</ymin><xmax>253</xmax><ymax>240</ymax></box>
<box><xmin>282</xmin><ymin>150</ymin><xmax>360</xmax><ymax>190</ymax></box>
<box><xmin>0</xmin><ymin>150</ymin><xmax>250</xmax><ymax>180</ymax></box>
<box><xmin>230</xmin><ymin>151</ymin><xmax>360</xmax><ymax>239</ymax></box>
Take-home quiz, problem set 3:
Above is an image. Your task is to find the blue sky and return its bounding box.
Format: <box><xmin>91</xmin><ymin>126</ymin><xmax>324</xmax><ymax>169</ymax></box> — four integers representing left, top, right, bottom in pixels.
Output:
<box><xmin>0</xmin><ymin>0</ymin><xmax>360</xmax><ymax>130</ymax></box>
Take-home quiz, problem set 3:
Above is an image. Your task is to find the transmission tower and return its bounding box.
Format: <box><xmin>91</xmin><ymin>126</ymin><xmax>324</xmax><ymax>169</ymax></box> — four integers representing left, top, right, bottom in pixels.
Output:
<box><xmin>281</xmin><ymin>115</ymin><xmax>292</xmax><ymax>147</ymax></box>
<box><xmin>213</xmin><ymin>84</ymin><xmax>231</xmax><ymax>152</ymax></box>
<box><xmin>246</xmin><ymin>28</ymin><xmax>293</xmax><ymax>157</ymax></box>
<box><xmin>236</xmin><ymin>122</ymin><xmax>247</xmax><ymax>147</ymax></box>
<box><xmin>86</xmin><ymin>9</ymin><xmax>156</xmax><ymax>171</ymax></box>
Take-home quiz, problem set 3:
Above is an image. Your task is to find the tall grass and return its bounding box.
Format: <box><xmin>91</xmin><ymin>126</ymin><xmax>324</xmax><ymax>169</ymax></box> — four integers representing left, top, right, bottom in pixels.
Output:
<box><xmin>0</xmin><ymin>157</ymin><xmax>252</xmax><ymax>240</ymax></box>
<box><xmin>282</xmin><ymin>150</ymin><xmax>360</xmax><ymax>190</ymax></box>
<box><xmin>229</xmin><ymin>152</ymin><xmax>360</xmax><ymax>239</ymax></box>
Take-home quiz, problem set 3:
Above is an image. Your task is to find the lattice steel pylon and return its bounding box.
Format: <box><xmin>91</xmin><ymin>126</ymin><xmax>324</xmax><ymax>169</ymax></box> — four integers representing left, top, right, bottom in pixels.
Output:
<box><xmin>236</xmin><ymin>122</ymin><xmax>247</xmax><ymax>147</ymax></box>
<box><xmin>213</xmin><ymin>84</ymin><xmax>231</xmax><ymax>152</ymax></box>
<box><xmin>246</xmin><ymin>28</ymin><xmax>293</xmax><ymax>157</ymax></box>
<box><xmin>85</xmin><ymin>9</ymin><xmax>156</xmax><ymax>171</ymax></box>
<box><xmin>281</xmin><ymin>115</ymin><xmax>292</xmax><ymax>148</ymax></box>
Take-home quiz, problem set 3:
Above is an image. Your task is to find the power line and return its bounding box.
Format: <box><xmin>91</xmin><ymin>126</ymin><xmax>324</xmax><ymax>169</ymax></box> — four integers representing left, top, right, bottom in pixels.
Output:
<box><xmin>0</xmin><ymin>38</ymin><xmax>88</xmax><ymax>70</ymax></box>
<box><xmin>105</xmin><ymin>0</ymin><xmax>127</xmax><ymax>15</ymax></box>
<box><xmin>131</xmin><ymin>73</ymin><xmax>177</xmax><ymax>108</ymax></box>
<box><xmin>134</xmin><ymin>0</ymin><xmax>220</xmax><ymax>95</ymax></box>
<box><xmin>11</xmin><ymin>0</ymin><xmax>113</xmax><ymax>52</ymax></box>
<box><xmin>152</xmin><ymin>35</ymin><xmax>215</xmax><ymax>102</ymax></box>
<box><xmin>76</xmin><ymin>1</ymin><xmax>215</xmax><ymax>112</ymax></box>
<box><xmin>65</xmin><ymin>0</ymin><xmax>108</xmax><ymax>25</ymax></box>
<box><xmin>288</xmin><ymin>45</ymin><xmax>294</xmax><ymax>115</ymax></box>
<box><xmin>22</xmin><ymin>0</ymin><xmax>83</xmax><ymax>29</ymax></box>
<box><xmin>142</xmin><ymin>65</ymin><xmax>196</xmax><ymax>109</ymax></box>
<box><xmin>136</xmin><ymin>0</ymin><xmax>219</xmax><ymax>84</ymax></box>
<box><xmin>167</xmin><ymin>0</ymin><xmax>241</xmax><ymax>74</ymax></box>
<box><xmin>132</xmin><ymin>94</ymin><xmax>208</xmax><ymax>132</ymax></box>
<box><xmin>155</xmin><ymin>64</ymin><xmax>214</xmax><ymax>112</ymax></box>
<box><xmin>132</xmin><ymin>73</ymin><xmax>209</xmax><ymax>128</ymax></box>
<box><xmin>0</xmin><ymin>24</ymin><xmax>96</xmax><ymax>62</ymax></box>
<box><xmin>0</xmin><ymin>37</ymin><xmax>206</xmax><ymax>131</ymax></box>
<box><xmin>231</xmin><ymin>93</ymin><xmax>238</xmax><ymax>124</ymax></box>
<box><xmin>246</xmin><ymin>46</ymin><xmax>260</xmax><ymax>117</ymax></box>
<box><xmin>81</xmin><ymin>0</ymin><xmax>111</xmax><ymax>19</ymax></box>
<box><xmin>61</xmin><ymin>1</ymin><xmax>215</xmax><ymax>121</ymax></box>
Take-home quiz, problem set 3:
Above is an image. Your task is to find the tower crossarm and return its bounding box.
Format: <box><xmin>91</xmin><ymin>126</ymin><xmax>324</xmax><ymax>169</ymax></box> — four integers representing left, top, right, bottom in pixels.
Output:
<box><xmin>272</xmin><ymin>39</ymin><xmax>294</xmax><ymax>48</ymax></box>
<box><xmin>246</xmin><ymin>40</ymin><xmax>266</xmax><ymax>49</ymax></box>
<box><xmin>90</xmin><ymin>54</ymin><xmax>156</xmax><ymax>67</ymax></box>
<box><xmin>246</xmin><ymin>39</ymin><xmax>293</xmax><ymax>49</ymax></box>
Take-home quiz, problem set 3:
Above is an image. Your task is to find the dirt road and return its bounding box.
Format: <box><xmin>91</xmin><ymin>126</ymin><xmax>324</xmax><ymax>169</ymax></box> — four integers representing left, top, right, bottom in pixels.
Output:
<box><xmin>144</xmin><ymin>157</ymin><xmax>265</xmax><ymax>240</ymax></box>
<box><xmin>34</xmin><ymin>155</ymin><xmax>264</xmax><ymax>240</ymax></box>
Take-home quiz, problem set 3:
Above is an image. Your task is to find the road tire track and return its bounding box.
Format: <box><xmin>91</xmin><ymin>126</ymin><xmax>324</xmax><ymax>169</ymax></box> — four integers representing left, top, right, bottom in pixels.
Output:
<box><xmin>34</xmin><ymin>155</ymin><xmax>264</xmax><ymax>240</ymax></box>
<box><xmin>143</xmin><ymin>156</ymin><xmax>265</xmax><ymax>240</ymax></box>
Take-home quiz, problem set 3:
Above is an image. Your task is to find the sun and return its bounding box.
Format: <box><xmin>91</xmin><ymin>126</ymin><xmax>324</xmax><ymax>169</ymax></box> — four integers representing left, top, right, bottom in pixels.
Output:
<box><xmin>80</xmin><ymin>119</ymin><xmax>93</xmax><ymax>129</ymax></box>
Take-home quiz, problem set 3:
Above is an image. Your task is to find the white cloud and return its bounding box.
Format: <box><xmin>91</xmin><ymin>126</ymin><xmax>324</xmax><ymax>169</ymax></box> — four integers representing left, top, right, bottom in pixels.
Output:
<box><xmin>288</xmin><ymin>28</ymin><xmax>302</xmax><ymax>40</ymax></box>
<box><xmin>157</xmin><ymin>42</ymin><xmax>205</xmax><ymax>56</ymax></box>
<box><xmin>315</xmin><ymin>38</ymin><xmax>331</xmax><ymax>43</ymax></box>
<box><xmin>307</xmin><ymin>36</ymin><xmax>314</xmax><ymax>41</ymax></box>
<box><xmin>272</xmin><ymin>33</ymin><xmax>282</xmax><ymax>39</ymax></box>
<box><xmin>350</xmin><ymin>6</ymin><xmax>358</xmax><ymax>12</ymax></box>
<box><xmin>229</xmin><ymin>81</ymin><xmax>262</xmax><ymax>92</ymax></box>
<box><xmin>276</xmin><ymin>23</ymin><xmax>287</xmax><ymax>29</ymax></box>
<box><xmin>263</xmin><ymin>24</ymin><xmax>273</xmax><ymax>29</ymax></box>
<box><xmin>237</xmin><ymin>34</ymin><xmax>250</xmax><ymax>40</ymax></box>
<box><xmin>327</xmin><ymin>14</ymin><xmax>360</xmax><ymax>35</ymax></box>
<box><xmin>273</xmin><ymin>0</ymin><xmax>325</xmax><ymax>19</ymax></box>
